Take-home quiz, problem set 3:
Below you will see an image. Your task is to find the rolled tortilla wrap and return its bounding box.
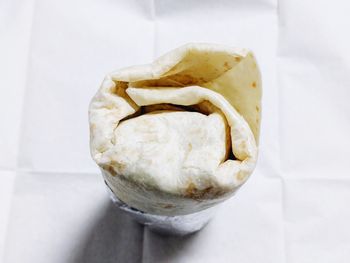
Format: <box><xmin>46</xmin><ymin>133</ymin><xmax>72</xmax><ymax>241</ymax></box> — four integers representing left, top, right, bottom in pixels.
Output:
<box><xmin>89</xmin><ymin>43</ymin><xmax>261</xmax><ymax>216</ymax></box>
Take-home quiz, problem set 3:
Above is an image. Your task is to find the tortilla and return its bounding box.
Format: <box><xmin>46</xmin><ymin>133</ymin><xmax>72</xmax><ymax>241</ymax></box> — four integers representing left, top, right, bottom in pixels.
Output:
<box><xmin>89</xmin><ymin>43</ymin><xmax>261</xmax><ymax>215</ymax></box>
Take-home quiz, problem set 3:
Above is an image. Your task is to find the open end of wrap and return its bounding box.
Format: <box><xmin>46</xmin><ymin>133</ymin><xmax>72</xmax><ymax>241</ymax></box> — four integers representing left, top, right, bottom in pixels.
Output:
<box><xmin>89</xmin><ymin>43</ymin><xmax>261</xmax><ymax>203</ymax></box>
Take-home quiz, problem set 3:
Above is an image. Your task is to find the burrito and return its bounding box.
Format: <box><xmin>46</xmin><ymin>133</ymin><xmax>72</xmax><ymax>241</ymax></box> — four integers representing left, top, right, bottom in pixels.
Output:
<box><xmin>89</xmin><ymin>43</ymin><xmax>261</xmax><ymax>216</ymax></box>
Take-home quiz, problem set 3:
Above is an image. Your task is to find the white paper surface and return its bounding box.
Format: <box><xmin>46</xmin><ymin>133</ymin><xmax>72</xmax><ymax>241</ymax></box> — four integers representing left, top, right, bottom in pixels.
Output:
<box><xmin>1</xmin><ymin>0</ymin><xmax>349</xmax><ymax>262</ymax></box>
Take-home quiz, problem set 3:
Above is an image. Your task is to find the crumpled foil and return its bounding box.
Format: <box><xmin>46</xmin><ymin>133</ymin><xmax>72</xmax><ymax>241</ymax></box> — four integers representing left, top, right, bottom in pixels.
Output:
<box><xmin>106</xmin><ymin>185</ymin><xmax>217</xmax><ymax>235</ymax></box>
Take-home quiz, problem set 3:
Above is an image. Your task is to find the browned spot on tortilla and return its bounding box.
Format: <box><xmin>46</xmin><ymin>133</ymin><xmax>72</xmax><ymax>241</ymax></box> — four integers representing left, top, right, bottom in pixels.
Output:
<box><xmin>256</xmin><ymin>106</ymin><xmax>260</xmax><ymax>112</ymax></box>
<box><xmin>162</xmin><ymin>204</ymin><xmax>175</xmax><ymax>209</ymax></box>
<box><xmin>103</xmin><ymin>165</ymin><xmax>117</xmax><ymax>176</ymax></box>
<box><xmin>101</xmin><ymin>160</ymin><xmax>127</xmax><ymax>176</ymax></box>
<box><xmin>235</xmin><ymin>57</ymin><xmax>241</xmax><ymax>62</ymax></box>
<box><xmin>186</xmin><ymin>182</ymin><xmax>197</xmax><ymax>197</ymax></box>
<box><xmin>185</xmin><ymin>182</ymin><xmax>220</xmax><ymax>200</ymax></box>
<box><xmin>251</xmin><ymin>81</ymin><xmax>257</xmax><ymax>88</ymax></box>
<box><xmin>223</xmin><ymin>61</ymin><xmax>230</xmax><ymax>70</ymax></box>
<box><xmin>256</xmin><ymin>118</ymin><xmax>259</xmax><ymax>124</ymax></box>
<box><xmin>110</xmin><ymin>160</ymin><xmax>126</xmax><ymax>172</ymax></box>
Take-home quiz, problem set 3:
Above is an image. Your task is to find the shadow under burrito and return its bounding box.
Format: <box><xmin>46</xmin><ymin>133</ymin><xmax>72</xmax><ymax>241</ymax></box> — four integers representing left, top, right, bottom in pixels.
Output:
<box><xmin>142</xmin><ymin>228</ymin><xmax>200</xmax><ymax>263</ymax></box>
<box><xmin>70</xmin><ymin>200</ymin><xmax>144</xmax><ymax>263</ymax></box>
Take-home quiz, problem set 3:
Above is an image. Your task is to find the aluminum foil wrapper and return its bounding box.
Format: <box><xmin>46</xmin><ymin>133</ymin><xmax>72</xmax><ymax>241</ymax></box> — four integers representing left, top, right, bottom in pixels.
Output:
<box><xmin>106</xmin><ymin>185</ymin><xmax>218</xmax><ymax>236</ymax></box>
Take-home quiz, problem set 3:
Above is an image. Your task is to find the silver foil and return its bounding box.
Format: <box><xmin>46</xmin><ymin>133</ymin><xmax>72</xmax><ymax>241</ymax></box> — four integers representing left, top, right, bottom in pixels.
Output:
<box><xmin>106</xmin><ymin>185</ymin><xmax>217</xmax><ymax>235</ymax></box>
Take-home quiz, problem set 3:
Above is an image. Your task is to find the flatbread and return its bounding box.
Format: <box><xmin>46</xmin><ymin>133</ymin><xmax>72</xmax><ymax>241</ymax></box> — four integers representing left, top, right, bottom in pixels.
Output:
<box><xmin>89</xmin><ymin>43</ymin><xmax>262</xmax><ymax>215</ymax></box>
